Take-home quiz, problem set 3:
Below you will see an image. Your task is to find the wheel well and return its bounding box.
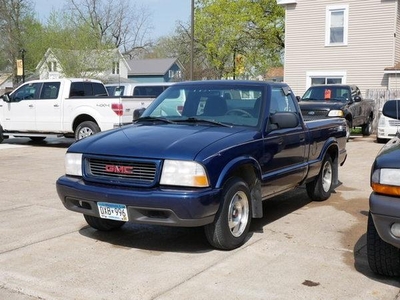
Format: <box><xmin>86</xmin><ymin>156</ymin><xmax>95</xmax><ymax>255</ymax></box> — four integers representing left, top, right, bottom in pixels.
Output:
<box><xmin>73</xmin><ymin>115</ymin><xmax>97</xmax><ymax>131</ymax></box>
<box><xmin>227</xmin><ymin>164</ymin><xmax>257</xmax><ymax>189</ymax></box>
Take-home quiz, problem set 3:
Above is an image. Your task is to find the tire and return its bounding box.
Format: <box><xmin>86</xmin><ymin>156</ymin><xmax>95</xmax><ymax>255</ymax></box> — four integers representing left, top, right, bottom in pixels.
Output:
<box><xmin>345</xmin><ymin>120</ymin><xmax>351</xmax><ymax>141</ymax></box>
<box><xmin>0</xmin><ymin>125</ymin><xmax>3</xmax><ymax>144</ymax></box>
<box><xmin>376</xmin><ymin>137</ymin><xmax>386</xmax><ymax>144</ymax></box>
<box><xmin>75</xmin><ymin>121</ymin><xmax>100</xmax><ymax>140</ymax></box>
<box><xmin>362</xmin><ymin>117</ymin><xmax>372</xmax><ymax>136</ymax></box>
<box><xmin>204</xmin><ymin>177</ymin><xmax>251</xmax><ymax>250</ymax></box>
<box><xmin>84</xmin><ymin>214</ymin><xmax>125</xmax><ymax>231</ymax></box>
<box><xmin>306</xmin><ymin>155</ymin><xmax>333</xmax><ymax>201</ymax></box>
<box><xmin>367</xmin><ymin>212</ymin><xmax>400</xmax><ymax>276</ymax></box>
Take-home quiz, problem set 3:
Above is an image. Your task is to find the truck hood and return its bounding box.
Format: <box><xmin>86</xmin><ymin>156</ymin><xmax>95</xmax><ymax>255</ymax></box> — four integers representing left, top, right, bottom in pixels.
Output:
<box><xmin>69</xmin><ymin>123</ymin><xmax>248</xmax><ymax>160</ymax></box>
<box><xmin>299</xmin><ymin>101</ymin><xmax>345</xmax><ymax>111</ymax></box>
<box><xmin>373</xmin><ymin>136</ymin><xmax>400</xmax><ymax>169</ymax></box>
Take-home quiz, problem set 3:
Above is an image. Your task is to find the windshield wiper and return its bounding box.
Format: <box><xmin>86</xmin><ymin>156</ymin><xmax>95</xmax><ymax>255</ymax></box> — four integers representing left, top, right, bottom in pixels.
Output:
<box><xmin>302</xmin><ymin>98</ymin><xmax>318</xmax><ymax>101</ymax></box>
<box><xmin>134</xmin><ymin>116</ymin><xmax>176</xmax><ymax>124</ymax></box>
<box><xmin>175</xmin><ymin>117</ymin><xmax>231</xmax><ymax>127</ymax></box>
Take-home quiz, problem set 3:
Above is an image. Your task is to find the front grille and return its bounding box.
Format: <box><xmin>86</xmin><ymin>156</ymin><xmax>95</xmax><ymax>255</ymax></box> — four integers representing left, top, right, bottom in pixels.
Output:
<box><xmin>301</xmin><ymin>110</ymin><xmax>329</xmax><ymax>121</ymax></box>
<box><xmin>84</xmin><ymin>156</ymin><xmax>160</xmax><ymax>187</ymax></box>
<box><xmin>388</xmin><ymin>119</ymin><xmax>400</xmax><ymax>127</ymax></box>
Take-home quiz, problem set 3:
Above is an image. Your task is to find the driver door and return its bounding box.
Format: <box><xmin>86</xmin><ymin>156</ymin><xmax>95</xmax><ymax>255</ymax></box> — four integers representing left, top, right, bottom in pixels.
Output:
<box><xmin>3</xmin><ymin>82</ymin><xmax>41</xmax><ymax>131</ymax></box>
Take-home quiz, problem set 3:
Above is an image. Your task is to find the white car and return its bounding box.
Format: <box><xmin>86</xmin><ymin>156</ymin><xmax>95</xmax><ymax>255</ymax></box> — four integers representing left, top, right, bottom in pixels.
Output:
<box><xmin>376</xmin><ymin>111</ymin><xmax>400</xmax><ymax>143</ymax></box>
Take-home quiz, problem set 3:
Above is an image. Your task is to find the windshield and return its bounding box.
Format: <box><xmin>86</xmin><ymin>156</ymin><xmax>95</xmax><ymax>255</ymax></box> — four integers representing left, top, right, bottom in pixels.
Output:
<box><xmin>140</xmin><ymin>84</ymin><xmax>264</xmax><ymax>127</ymax></box>
<box><xmin>301</xmin><ymin>86</ymin><xmax>350</xmax><ymax>102</ymax></box>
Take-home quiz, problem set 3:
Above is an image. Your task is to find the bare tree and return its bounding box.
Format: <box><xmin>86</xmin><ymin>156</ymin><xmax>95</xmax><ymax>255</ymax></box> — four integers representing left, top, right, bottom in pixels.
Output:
<box><xmin>0</xmin><ymin>0</ymin><xmax>34</xmax><ymax>82</ymax></box>
<box><xmin>67</xmin><ymin>0</ymin><xmax>154</xmax><ymax>56</ymax></box>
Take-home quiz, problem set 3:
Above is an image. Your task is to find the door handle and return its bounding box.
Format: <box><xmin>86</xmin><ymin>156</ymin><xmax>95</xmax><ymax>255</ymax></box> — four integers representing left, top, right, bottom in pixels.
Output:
<box><xmin>54</xmin><ymin>104</ymin><xmax>59</xmax><ymax>107</ymax></box>
<box><xmin>29</xmin><ymin>104</ymin><xmax>34</xmax><ymax>108</ymax></box>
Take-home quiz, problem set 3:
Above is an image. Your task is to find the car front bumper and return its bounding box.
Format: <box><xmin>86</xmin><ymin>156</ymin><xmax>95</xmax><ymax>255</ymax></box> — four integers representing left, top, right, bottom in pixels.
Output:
<box><xmin>56</xmin><ymin>176</ymin><xmax>221</xmax><ymax>227</ymax></box>
<box><xmin>369</xmin><ymin>192</ymin><xmax>400</xmax><ymax>248</ymax></box>
<box><xmin>377</xmin><ymin>126</ymin><xmax>398</xmax><ymax>140</ymax></box>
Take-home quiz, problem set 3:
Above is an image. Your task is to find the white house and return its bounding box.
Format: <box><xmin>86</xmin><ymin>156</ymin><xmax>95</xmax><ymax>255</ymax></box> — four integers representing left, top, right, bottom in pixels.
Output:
<box><xmin>35</xmin><ymin>48</ymin><xmax>131</xmax><ymax>83</ymax></box>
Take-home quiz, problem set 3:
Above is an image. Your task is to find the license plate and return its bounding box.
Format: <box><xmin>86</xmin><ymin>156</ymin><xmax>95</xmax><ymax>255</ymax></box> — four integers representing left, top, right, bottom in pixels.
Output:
<box><xmin>97</xmin><ymin>202</ymin><xmax>128</xmax><ymax>221</ymax></box>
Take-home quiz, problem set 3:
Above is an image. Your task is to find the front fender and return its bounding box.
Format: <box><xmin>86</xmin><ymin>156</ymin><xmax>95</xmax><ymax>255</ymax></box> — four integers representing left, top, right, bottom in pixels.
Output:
<box><xmin>215</xmin><ymin>156</ymin><xmax>262</xmax><ymax>189</ymax></box>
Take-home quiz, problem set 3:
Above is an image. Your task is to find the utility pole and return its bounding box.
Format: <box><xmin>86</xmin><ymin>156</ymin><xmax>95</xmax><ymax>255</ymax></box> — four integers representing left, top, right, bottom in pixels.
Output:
<box><xmin>190</xmin><ymin>0</ymin><xmax>194</xmax><ymax>81</ymax></box>
<box><xmin>20</xmin><ymin>49</ymin><xmax>26</xmax><ymax>83</ymax></box>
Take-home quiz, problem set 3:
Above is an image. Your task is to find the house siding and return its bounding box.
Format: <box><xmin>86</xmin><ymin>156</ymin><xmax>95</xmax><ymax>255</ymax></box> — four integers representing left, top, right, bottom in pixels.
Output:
<box><xmin>396</xmin><ymin>1</ymin><xmax>400</xmax><ymax>64</ymax></box>
<box><xmin>283</xmin><ymin>0</ymin><xmax>397</xmax><ymax>96</ymax></box>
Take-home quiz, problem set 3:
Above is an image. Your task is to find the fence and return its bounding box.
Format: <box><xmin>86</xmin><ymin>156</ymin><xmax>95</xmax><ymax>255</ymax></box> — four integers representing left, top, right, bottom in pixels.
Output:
<box><xmin>365</xmin><ymin>89</ymin><xmax>400</xmax><ymax>132</ymax></box>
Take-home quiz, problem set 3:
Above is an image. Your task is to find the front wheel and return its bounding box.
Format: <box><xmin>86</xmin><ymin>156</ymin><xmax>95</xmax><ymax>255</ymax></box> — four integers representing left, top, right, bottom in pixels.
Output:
<box><xmin>84</xmin><ymin>214</ymin><xmax>125</xmax><ymax>231</ymax></box>
<box><xmin>0</xmin><ymin>125</ymin><xmax>3</xmax><ymax>143</ymax></box>
<box><xmin>367</xmin><ymin>213</ymin><xmax>400</xmax><ymax>276</ymax></box>
<box><xmin>306</xmin><ymin>155</ymin><xmax>333</xmax><ymax>201</ymax></box>
<box><xmin>75</xmin><ymin>121</ymin><xmax>100</xmax><ymax>140</ymax></box>
<box><xmin>345</xmin><ymin>120</ymin><xmax>351</xmax><ymax>141</ymax></box>
<box><xmin>204</xmin><ymin>177</ymin><xmax>251</xmax><ymax>250</ymax></box>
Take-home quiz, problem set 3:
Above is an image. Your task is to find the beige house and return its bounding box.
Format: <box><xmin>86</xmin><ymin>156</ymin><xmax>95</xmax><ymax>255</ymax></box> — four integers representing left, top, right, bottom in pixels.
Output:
<box><xmin>277</xmin><ymin>0</ymin><xmax>400</xmax><ymax>96</ymax></box>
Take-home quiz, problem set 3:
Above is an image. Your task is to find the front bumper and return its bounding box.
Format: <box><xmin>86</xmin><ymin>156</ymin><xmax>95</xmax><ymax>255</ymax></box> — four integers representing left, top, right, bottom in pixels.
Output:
<box><xmin>369</xmin><ymin>192</ymin><xmax>400</xmax><ymax>248</ymax></box>
<box><xmin>377</xmin><ymin>126</ymin><xmax>398</xmax><ymax>140</ymax></box>
<box><xmin>56</xmin><ymin>176</ymin><xmax>221</xmax><ymax>227</ymax></box>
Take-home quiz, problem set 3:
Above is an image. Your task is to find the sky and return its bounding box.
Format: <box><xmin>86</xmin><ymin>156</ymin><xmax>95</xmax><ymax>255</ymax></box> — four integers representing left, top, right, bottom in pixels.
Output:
<box><xmin>33</xmin><ymin>0</ymin><xmax>192</xmax><ymax>40</ymax></box>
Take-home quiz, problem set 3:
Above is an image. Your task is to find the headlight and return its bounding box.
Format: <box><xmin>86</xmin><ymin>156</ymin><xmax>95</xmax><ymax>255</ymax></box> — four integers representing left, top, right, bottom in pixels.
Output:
<box><xmin>160</xmin><ymin>160</ymin><xmax>209</xmax><ymax>187</ymax></box>
<box><xmin>65</xmin><ymin>153</ymin><xmax>83</xmax><ymax>176</ymax></box>
<box><xmin>378</xmin><ymin>115</ymin><xmax>388</xmax><ymax>126</ymax></box>
<box><xmin>371</xmin><ymin>168</ymin><xmax>400</xmax><ymax>196</ymax></box>
<box><xmin>328</xmin><ymin>110</ymin><xmax>344</xmax><ymax>117</ymax></box>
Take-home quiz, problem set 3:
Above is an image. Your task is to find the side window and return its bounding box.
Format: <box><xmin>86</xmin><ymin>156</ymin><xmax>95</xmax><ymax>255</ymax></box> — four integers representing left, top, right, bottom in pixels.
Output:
<box><xmin>11</xmin><ymin>83</ymin><xmax>42</xmax><ymax>101</ymax></box>
<box><xmin>133</xmin><ymin>86</ymin><xmax>166</xmax><ymax>97</ymax></box>
<box><xmin>270</xmin><ymin>88</ymin><xmax>297</xmax><ymax>113</ymax></box>
<box><xmin>40</xmin><ymin>82</ymin><xmax>60</xmax><ymax>99</ymax></box>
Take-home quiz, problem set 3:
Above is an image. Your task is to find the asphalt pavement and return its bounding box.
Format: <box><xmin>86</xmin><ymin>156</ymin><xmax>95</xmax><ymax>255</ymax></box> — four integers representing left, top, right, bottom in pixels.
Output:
<box><xmin>0</xmin><ymin>135</ymin><xmax>399</xmax><ymax>300</ymax></box>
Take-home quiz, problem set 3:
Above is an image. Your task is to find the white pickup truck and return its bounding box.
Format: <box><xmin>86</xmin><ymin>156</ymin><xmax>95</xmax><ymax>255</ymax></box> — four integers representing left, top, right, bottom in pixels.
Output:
<box><xmin>0</xmin><ymin>78</ymin><xmax>154</xmax><ymax>143</ymax></box>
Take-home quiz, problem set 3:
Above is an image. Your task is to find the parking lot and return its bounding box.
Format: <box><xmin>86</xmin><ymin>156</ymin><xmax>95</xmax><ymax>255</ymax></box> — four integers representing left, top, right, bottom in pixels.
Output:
<box><xmin>0</xmin><ymin>135</ymin><xmax>399</xmax><ymax>300</ymax></box>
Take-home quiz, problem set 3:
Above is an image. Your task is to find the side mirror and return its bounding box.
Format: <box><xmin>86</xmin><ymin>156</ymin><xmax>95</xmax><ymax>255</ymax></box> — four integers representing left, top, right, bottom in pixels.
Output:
<box><xmin>268</xmin><ymin>112</ymin><xmax>299</xmax><ymax>131</ymax></box>
<box><xmin>2</xmin><ymin>93</ymin><xmax>11</xmax><ymax>103</ymax></box>
<box><xmin>382</xmin><ymin>100</ymin><xmax>400</xmax><ymax>120</ymax></box>
<box><xmin>354</xmin><ymin>96</ymin><xmax>361</xmax><ymax>102</ymax></box>
<box><xmin>133</xmin><ymin>108</ymin><xmax>146</xmax><ymax>121</ymax></box>
<box><xmin>296</xmin><ymin>96</ymin><xmax>301</xmax><ymax>102</ymax></box>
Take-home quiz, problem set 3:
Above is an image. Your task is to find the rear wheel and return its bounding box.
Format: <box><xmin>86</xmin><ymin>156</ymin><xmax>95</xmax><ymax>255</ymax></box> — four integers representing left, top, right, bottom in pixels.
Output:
<box><xmin>204</xmin><ymin>177</ymin><xmax>251</xmax><ymax>250</ymax></box>
<box><xmin>84</xmin><ymin>214</ymin><xmax>125</xmax><ymax>231</ymax></box>
<box><xmin>362</xmin><ymin>117</ymin><xmax>373</xmax><ymax>136</ymax></box>
<box><xmin>367</xmin><ymin>213</ymin><xmax>400</xmax><ymax>276</ymax></box>
<box><xmin>306</xmin><ymin>155</ymin><xmax>333</xmax><ymax>201</ymax></box>
<box><xmin>75</xmin><ymin>121</ymin><xmax>100</xmax><ymax>140</ymax></box>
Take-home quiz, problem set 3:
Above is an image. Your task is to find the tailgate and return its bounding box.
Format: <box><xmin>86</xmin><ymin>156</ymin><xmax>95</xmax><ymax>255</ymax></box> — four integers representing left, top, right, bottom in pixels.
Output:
<box><xmin>120</xmin><ymin>97</ymin><xmax>155</xmax><ymax>124</ymax></box>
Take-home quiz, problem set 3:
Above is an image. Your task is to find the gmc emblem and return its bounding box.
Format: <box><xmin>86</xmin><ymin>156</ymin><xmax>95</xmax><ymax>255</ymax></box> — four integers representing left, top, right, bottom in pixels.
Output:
<box><xmin>105</xmin><ymin>165</ymin><xmax>133</xmax><ymax>174</ymax></box>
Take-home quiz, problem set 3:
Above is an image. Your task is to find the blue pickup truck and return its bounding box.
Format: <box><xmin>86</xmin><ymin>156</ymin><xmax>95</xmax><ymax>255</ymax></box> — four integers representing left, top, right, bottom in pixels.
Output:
<box><xmin>56</xmin><ymin>80</ymin><xmax>347</xmax><ymax>250</ymax></box>
<box><xmin>368</xmin><ymin>99</ymin><xmax>400</xmax><ymax>276</ymax></box>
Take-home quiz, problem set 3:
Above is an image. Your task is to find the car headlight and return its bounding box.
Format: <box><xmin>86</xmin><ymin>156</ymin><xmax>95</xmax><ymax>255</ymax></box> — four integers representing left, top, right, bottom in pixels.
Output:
<box><xmin>65</xmin><ymin>153</ymin><xmax>83</xmax><ymax>176</ymax></box>
<box><xmin>160</xmin><ymin>160</ymin><xmax>209</xmax><ymax>187</ymax></box>
<box><xmin>378</xmin><ymin>115</ymin><xmax>388</xmax><ymax>126</ymax></box>
<box><xmin>328</xmin><ymin>110</ymin><xmax>345</xmax><ymax>117</ymax></box>
<box><xmin>371</xmin><ymin>168</ymin><xmax>400</xmax><ymax>196</ymax></box>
